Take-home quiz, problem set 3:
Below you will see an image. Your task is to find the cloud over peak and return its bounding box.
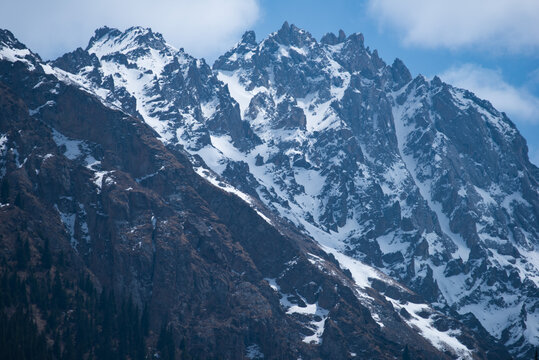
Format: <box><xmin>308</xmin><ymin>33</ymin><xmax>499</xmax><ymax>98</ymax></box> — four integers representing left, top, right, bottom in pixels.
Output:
<box><xmin>368</xmin><ymin>0</ymin><xmax>539</xmax><ymax>53</ymax></box>
<box><xmin>1</xmin><ymin>0</ymin><xmax>260</xmax><ymax>60</ymax></box>
<box><xmin>440</xmin><ymin>64</ymin><xmax>539</xmax><ymax>124</ymax></box>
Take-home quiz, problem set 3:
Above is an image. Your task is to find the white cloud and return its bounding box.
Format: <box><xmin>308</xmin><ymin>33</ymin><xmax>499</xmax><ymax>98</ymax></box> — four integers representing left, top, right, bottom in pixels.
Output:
<box><xmin>368</xmin><ymin>0</ymin><xmax>539</xmax><ymax>53</ymax></box>
<box><xmin>439</xmin><ymin>64</ymin><xmax>539</xmax><ymax>124</ymax></box>
<box><xmin>1</xmin><ymin>0</ymin><xmax>260</xmax><ymax>60</ymax></box>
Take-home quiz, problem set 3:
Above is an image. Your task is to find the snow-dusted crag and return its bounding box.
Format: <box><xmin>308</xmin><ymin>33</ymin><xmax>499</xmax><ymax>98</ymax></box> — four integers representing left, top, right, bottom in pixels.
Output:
<box><xmin>53</xmin><ymin>26</ymin><xmax>259</xmax><ymax>151</ymax></box>
<box><xmin>43</xmin><ymin>23</ymin><xmax>539</xmax><ymax>358</ymax></box>
<box><xmin>212</xmin><ymin>24</ymin><xmax>539</xmax><ymax>357</ymax></box>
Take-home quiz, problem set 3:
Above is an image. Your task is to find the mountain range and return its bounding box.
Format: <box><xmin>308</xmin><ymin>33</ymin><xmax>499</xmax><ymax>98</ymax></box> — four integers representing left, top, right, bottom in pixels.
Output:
<box><xmin>0</xmin><ymin>22</ymin><xmax>537</xmax><ymax>359</ymax></box>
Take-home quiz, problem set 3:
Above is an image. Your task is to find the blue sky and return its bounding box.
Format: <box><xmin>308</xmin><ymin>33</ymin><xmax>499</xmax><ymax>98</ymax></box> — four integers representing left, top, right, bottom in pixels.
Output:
<box><xmin>2</xmin><ymin>0</ymin><xmax>538</xmax><ymax>164</ymax></box>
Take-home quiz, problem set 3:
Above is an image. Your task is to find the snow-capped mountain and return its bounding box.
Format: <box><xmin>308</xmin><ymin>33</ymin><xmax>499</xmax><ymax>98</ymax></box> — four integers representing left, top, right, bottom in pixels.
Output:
<box><xmin>52</xmin><ymin>26</ymin><xmax>259</xmax><ymax>152</ymax></box>
<box><xmin>211</xmin><ymin>24</ymin><xmax>539</xmax><ymax>357</ymax></box>
<box><xmin>6</xmin><ymin>21</ymin><xmax>537</xmax><ymax>358</ymax></box>
<box><xmin>2</xmin><ymin>27</ymin><xmax>514</xmax><ymax>360</ymax></box>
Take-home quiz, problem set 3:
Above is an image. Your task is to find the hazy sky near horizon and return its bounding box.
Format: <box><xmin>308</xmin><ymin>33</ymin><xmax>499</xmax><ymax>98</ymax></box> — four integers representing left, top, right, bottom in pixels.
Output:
<box><xmin>2</xmin><ymin>0</ymin><xmax>539</xmax><ymax>165</ymax></box>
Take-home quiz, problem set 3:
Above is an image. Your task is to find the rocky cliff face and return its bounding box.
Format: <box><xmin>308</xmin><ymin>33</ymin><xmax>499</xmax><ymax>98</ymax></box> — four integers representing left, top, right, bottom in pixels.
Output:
<box><xmin>0</xmin><ymin>22</ymin><xmax>536</xmax><ymax>359</ymax></box>
<box><xmin>211</xmin><ymin>24</ymin><xmax>539</xmax><ymax>358</ymax></box>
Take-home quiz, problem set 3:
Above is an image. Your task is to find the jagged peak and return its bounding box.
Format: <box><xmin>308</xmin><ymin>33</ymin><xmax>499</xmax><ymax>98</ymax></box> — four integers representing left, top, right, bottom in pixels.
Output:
<box><xmin>345</xmin><ymin>32</ymin><xmax>365</xmax><ymax>48</ymax></box>
<box><xmin>390</xmin><ymin>58</ymin><xmax>412</xmax><ymax>88</ymax></box>
<box><xmin>240</xmin><ymin>30</ymin><xmax>257</xmax><ymax>46</ymax></box>
<box><xmin>270</xmin><ymin>21</ymin><xmax>315</xmax><ymax>47</ymax></box>
<box><xmin>124</xmin><ymin>26</ymin><xmax>166</xmax><ymax>43</ymax></box>
<box><xmin>408</xmin><ymin>74</ymin><xmax>429</xmax><ymax>90</ymax></box>
<box><xmin>431</xmin><ymin>75</ymin><xmax>445</xmax><ymax>89</ymax></box>
<box><xmin>0</xmin><ymin>28</ymin><xmax>41</xmax><ymax>66</ymax></box>
<box><xmin>0</xmin><ymin>29</ymin><xmax>18</xmax><ymax>46</ymax></box>
<box><xmin>86</xmin><ymin>25</ymin><xmax>168</xmax><ymax>56</ymax></box>
<box><xmin>222</xmin><ymin>22</ymin><xmax>315</xmax><ymax>65</ymax></box>
<box><xmin>125</xmin><ymin>25</ymin><xmax>150</xmax><ymax>33</ymax></box>
<box><xmin>0</xmin><ymin>28</ymin><xmax>32</xmax><ymax>53</ymax></box>
<box><xmin>52</xmin><ymin>46</ymin><xmax>100</xmax><ymax>73</ymax></box>
<box><xmin>212</xmin><ymin>30</ymin><xmax>258</xmax><ymax>70</ymax></box>
<box><xmin>86</xmin><ymin>26</ymin><xmax>122</xmax><ymax>50</ymax></box>
<box><xmin>214</xmin><ymin>22</ymin><xmax>316</xmax><ymax>70</ymax></box>
<box><xmin>338</xmin><ymin>29</ymin><xmax>346</xmax><ymax>42</ymax></box>
<box><xmin>320</xmin><ymin>29</ymin><xmax>347</xmax><ymax>45</ymax></box>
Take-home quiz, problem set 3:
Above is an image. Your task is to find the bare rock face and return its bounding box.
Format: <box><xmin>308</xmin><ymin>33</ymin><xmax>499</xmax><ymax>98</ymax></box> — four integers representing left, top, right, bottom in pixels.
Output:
<box><xmin>0</xmin><ymin>24</ymin><xmax>533</xmax><ymax>359</ymax></box>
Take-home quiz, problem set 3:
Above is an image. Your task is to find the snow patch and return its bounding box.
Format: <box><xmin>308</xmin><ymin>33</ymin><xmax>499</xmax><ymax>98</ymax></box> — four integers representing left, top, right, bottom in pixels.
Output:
<box><xmin>389</xmin><ymin>299</ymin><xmax>472</xmax><ymax>358</ymax></box>
<box><xmin>54</xmin><ymin>205</ymin><xmax>78</xmax><ymax>251</ymax></box>
<box><xmin>217</xmin><ymin>70</ymin><xmax>265</xmax><ymax>115</ymax></box>
<box><xmin>0</xmin><ymin>46</ymin><xmax>35</xmax><ymax>70</ymax></box>
<box><xmin>245</xmin><ymin>344</ymin><xmax>264</xmax><ymax>359</ymax></box>
<box><xmin>28</xmin><ymin>100</ymin><xmax>55</xmax><ymax>116</ymax></box>
<box><xmin>264</xmin><ymin>278</ymin><xmax>328</xmax><ymax>344</ymax></box>
<box><xmin>93</xmin><ymin>171</ymin><xmax>115</xmax><ymax>193</ymax></box>
<box><xmin>52</xmin><ymin>129</ymin><xmax>85</xmax><ymax>160</ymax></box>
